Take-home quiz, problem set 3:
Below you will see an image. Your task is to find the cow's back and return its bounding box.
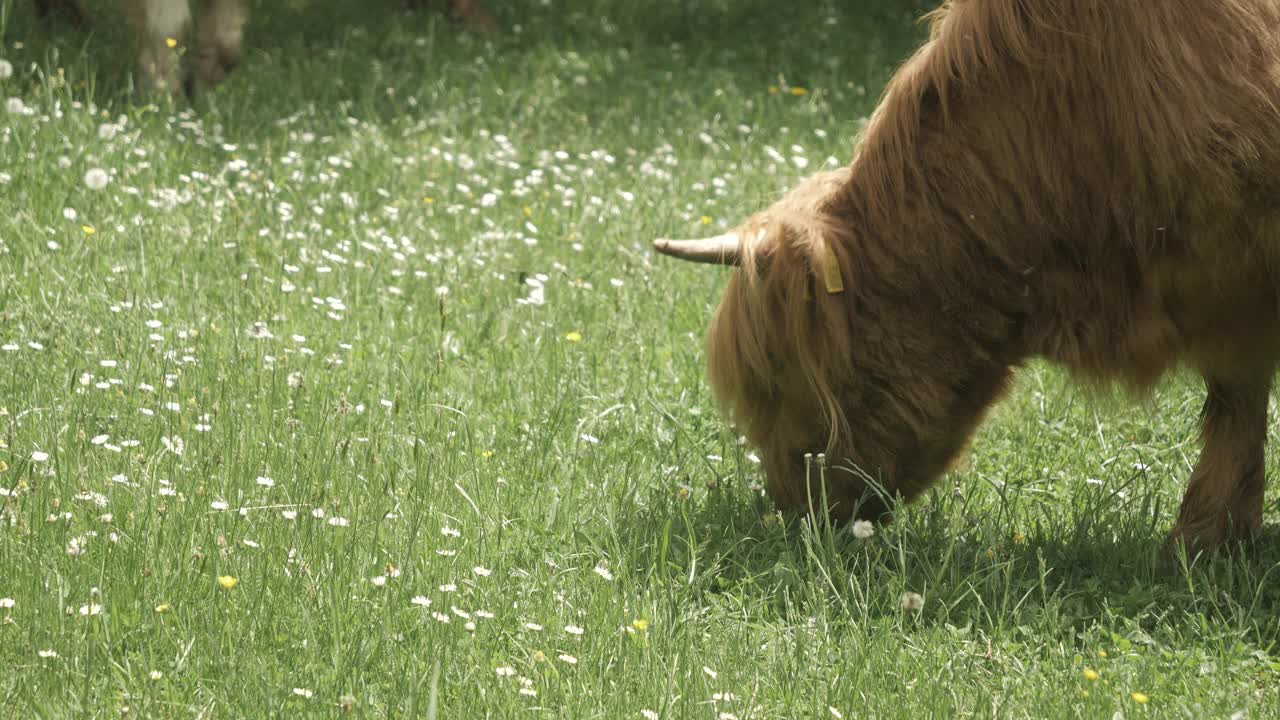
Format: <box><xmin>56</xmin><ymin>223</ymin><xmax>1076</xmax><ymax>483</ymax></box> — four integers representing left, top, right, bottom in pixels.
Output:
<box><xmin>847</xmin><ymin>0</ymin><xmax>1280</xmax><ymax>386</ymax></box>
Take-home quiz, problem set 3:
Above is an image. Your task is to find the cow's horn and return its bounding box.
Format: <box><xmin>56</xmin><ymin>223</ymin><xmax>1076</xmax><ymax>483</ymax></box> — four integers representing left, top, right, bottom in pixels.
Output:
<box><xmin>652</xmin><ymin>233</ymin><xmax>742</xmax><ymax>266</ymax></box>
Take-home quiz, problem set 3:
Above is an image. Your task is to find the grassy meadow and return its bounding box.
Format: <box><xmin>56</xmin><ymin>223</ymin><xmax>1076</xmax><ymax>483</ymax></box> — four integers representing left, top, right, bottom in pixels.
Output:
<box><xmin>1</xmin><ymin>0</ymin><xmax>1279</xmax><ymax>716</ymax></box>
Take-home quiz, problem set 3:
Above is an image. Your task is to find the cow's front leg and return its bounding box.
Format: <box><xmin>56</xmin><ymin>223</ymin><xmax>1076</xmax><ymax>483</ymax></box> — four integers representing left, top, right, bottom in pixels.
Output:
<box><xmin>187</xmin><ymin>0</ymin><xmax>245</xmax><ymax>94</ymax></box>
<box><xmin>1169</xmin><ymin>377</ymin><xmax>1269</xmax><ymax>552</ymax></box>
<box><xmin>127</xmin><ymin>0</ymin><xmax>192</xmax><ymax>95</ymax></box>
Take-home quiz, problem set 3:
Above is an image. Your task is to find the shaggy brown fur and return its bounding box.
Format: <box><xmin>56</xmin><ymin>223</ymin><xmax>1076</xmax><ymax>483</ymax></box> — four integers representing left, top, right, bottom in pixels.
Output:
<box><xmin>660</xmin><ymin>0</ymin><xmax>1280</xmax><ymax>551</ymax></box>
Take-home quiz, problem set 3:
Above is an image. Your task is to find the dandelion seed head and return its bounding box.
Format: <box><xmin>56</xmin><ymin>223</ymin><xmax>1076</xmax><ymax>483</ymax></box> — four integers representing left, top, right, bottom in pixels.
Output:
<box><xmin>84</xmin><ymin>168</ymin><xmax>110</xmax><ymax>191</ymax></box>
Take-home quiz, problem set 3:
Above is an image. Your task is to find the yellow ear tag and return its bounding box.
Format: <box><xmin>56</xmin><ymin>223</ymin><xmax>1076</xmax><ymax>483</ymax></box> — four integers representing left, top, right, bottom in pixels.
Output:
<box><xmin>820</xmin><ymin>243</ymin><xmax>845</xmax><ymax>294</ymax></box>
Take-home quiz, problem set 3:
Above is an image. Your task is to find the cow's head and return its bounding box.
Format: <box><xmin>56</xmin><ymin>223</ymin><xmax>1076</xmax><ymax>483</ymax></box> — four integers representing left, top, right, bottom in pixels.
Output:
<box><xmin>656</xmin><ymin>168</ymin><xmax>1007</xmax><ymax>524</ymax></box>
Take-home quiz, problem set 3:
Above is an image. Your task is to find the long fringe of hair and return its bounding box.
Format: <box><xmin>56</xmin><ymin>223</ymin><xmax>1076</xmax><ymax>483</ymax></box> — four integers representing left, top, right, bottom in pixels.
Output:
<box><xmin>706</xmin><ymin>170</ymin><xmax>859</xmax><ymax>453</ymax></box>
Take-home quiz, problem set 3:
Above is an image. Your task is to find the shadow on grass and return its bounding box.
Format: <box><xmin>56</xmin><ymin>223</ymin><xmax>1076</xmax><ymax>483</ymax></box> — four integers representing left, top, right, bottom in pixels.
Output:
<box><xmin>602</xmin><ymin>471</ymin><xmax>1280</xmax><ymax>647</ymax></box>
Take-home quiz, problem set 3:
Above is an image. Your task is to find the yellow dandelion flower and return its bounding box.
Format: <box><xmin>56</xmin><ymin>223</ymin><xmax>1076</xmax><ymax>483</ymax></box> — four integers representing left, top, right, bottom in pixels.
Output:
<box><xmin>631</xmin><ymin>618</ymin><xmax>649</xmax><ymax>632</ymax></box>
<box><xmin>82</xmin><ymin>225</ymin><xmax>95</xmax><ymax>235</ymax></box>
<box><xmin>217</xmin><ymin>575</ymin><xmax>239</xmax><ymax>590</ymax></box>
<box><xmin>790</xmin><ymin>86</ymin><xmax>809</xmax><ymax>96</ymax></box>
<box><xmin>1131</xmin><ymin>692</ymin><xmax>1149</xmax><ymax>704</ymax></box>
<box><xmin>532</xmin><ymin>650</ymin><xmax>546</xmax><ymax>662</ymax></box>
<box><xmin>165</xmin><ymin>37</ymin><xmax>178</xmax><ymax>49</ymax></box>
<box><xmin>1082</xmin><ymin>668</ymin><xmax>1099</xmax><ymax>681</ymax></box>
<box><xmin>1014</xmin><ymin>533</ymin><xmax>1026</xmax><ymax>543</ymax></box>
<box><xmin>154</xmin><ymin>603</ymin><xmax>172</xmax><ymax>614</ymax></box>
<box><xmin>768</xmin><ymin>85</ymin><xmax>779</xmax><ymax>95</ymax></box>
<box><xmin>700</xmin><ymin>215</ymin><xmax>713</xmax><ymax>225</ymax></box>
<box><xmin>565</xmin><ymin>331</ymin><xmax>583</xmax><ymax>343</ymax></box>
<box><xmin>422</xmin><ymin>196</ymin><xmax>434</xmax><ymax>204</ymax></box>
<box><xmin>480</xmin><ymin>450</ymin><xmax>494</xmax><ymax>458</ymax></box>
<box><xmin>523</xmin><ymin>206</ymin><xmax>533</xmax><ymax>217</ymax></box>
<box><xmin>1098</xmin><ymin>650</ymin><xmax>1108</xmax><ymax>658</ymax></box>
<box><xmin>0</xmin><ymin>461</ymin><xmax>7</xmax><ymax>473</ymax></box>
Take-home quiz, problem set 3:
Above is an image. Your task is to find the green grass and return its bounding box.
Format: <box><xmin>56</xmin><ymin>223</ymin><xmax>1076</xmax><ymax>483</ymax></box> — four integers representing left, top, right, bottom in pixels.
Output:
<box><xmin>1</xmin><ymin>0</ymin><xmax>1278</xmax><ymax>716</ymax></box>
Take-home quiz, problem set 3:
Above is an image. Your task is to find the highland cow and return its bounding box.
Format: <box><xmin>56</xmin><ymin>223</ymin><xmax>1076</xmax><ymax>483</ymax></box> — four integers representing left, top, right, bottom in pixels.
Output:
<box><xmin>655</xmin><ymin>0</ymin><xmax>1280</xmax><ymax>551</ymax></box>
